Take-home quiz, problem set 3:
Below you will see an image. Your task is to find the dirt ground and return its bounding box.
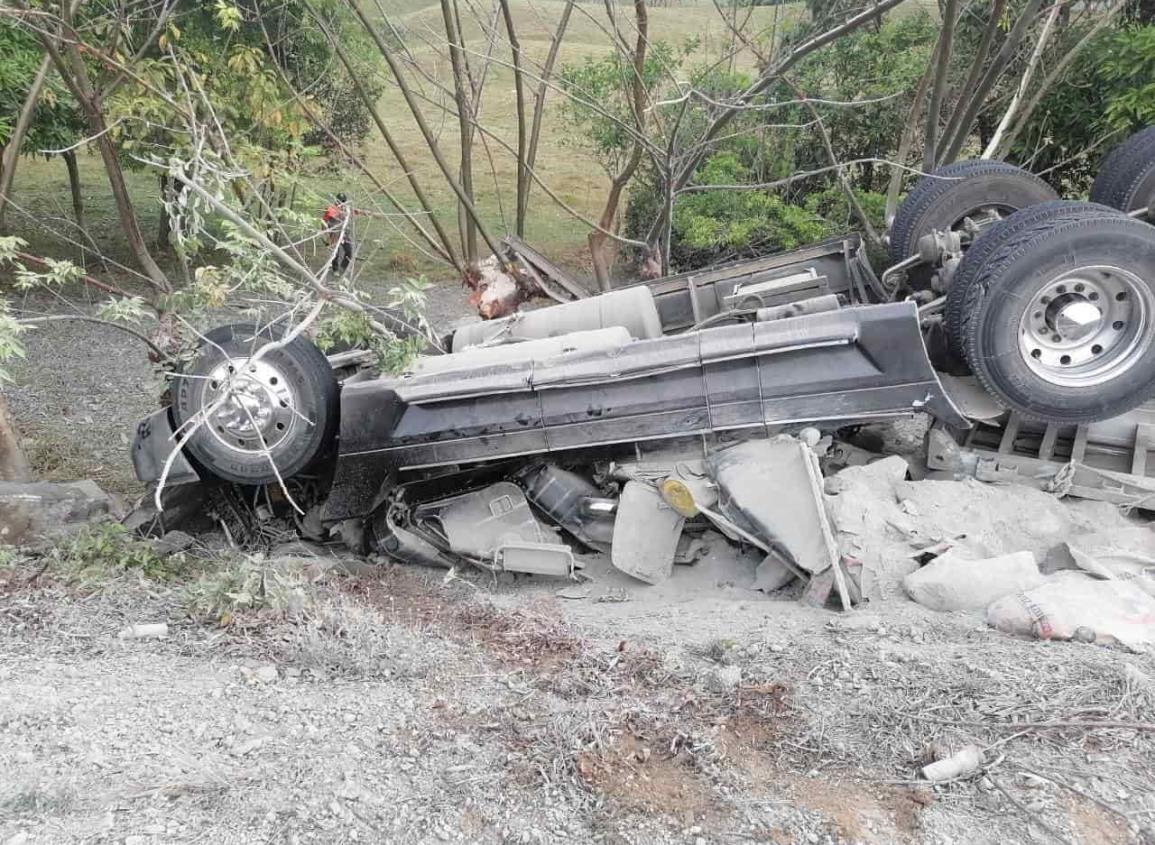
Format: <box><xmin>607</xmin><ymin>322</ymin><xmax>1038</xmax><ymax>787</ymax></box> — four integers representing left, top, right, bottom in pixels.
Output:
<box><xmin>2</xmin><ymin>543</ymin><xmax>1153</xmax><ymax>845</ymax></box>
<box><xmin>3</xmin><ymin>290</ymin><xmax>1155</xmax><ymax>845</ymax></box>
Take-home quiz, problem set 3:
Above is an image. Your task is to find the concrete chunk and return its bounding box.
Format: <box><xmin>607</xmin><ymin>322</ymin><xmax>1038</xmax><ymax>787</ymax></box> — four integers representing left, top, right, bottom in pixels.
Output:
<box><xmin>0</xmin><ymin>480</ymin><xmax>112</xmax><ymax>546</ymax></box>
<box><xmin>904</xmin><ymin>550</ymin><xmax>1043</xmax><ymax>612</ymax></box>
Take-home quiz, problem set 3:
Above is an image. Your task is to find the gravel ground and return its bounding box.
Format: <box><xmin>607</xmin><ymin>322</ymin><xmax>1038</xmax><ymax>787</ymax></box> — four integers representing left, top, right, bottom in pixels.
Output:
<box><xmin>2</xmin><ymin>553</ymin><xmax>1152</xmax><ymax>845</ymax></box>
<box><xmin>3</xmin><ymin>282</ymin><xmax>477</xmax><ymax>495</ymax></box>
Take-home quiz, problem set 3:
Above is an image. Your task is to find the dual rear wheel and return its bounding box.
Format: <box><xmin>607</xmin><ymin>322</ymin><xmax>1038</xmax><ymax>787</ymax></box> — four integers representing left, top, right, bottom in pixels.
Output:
<box><xmin>892</xmin><ymin>130</ymin><xmax>1155</xmax><ymax>423</ymax></box>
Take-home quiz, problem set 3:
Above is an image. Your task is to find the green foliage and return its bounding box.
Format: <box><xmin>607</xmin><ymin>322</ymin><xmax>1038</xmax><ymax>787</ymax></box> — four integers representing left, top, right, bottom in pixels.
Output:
<box><xmin>0</xmin><ymin>237</ymin><xmax>28</xmax><ymax>383</ymax></box>
<box><xmin>802</xmin><ymin>184</ymin><xmax>888</xmax><ymax>233</ymax></box>
<box><xmin>0</xmin><ymin>22</ymin><xmax>83</xmax><ymax>154</ymax></box>
<box><xmin>1098</xmin><ymin>26</ymin><xmax>1155</xmax><ymax>129</ymax></box>
<box><xmin>671</xmin><ymin>152</ymin><xmax>830</xmax><ymax>265</ymax></box>
<box><xmin>0</xmin><ymin>300</ymin><xmax>27</xmax><ymax>384</ymax></box>
<box><xmin>1013</xmin><ymin>24</ymin><xmax>1155</xmax><ymax>193</ymax></box>
<box><xmin>787</xmin><ymin>12</ymin><xmax>936</xmax><ymax>192</ymax></box>
<box><xmin>50</xmin><ymin>523</ymin><xmax>190</xmax><ymax>584</ymax></box>
<box><xmin>315</xmin><ymin>276</ymin><xmax>431</xmax><ymax>373</ymax></box>
<box><xmin>182</xmin><ymin>557</ymin><xmax>312</xmax><ymax>624</ymax></box>
<box><xmin>559</xmin><ymin>40</ymin><xmax>690</xmax><ymax>177</ymax></box>
<box><xmin>607</xmin><ymin>16</ymin><xmax>934</xmax><ymax>270</ymax></box>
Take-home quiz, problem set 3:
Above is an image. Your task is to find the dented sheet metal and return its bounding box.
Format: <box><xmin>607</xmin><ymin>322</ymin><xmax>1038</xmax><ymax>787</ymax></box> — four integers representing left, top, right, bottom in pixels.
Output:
<box><xmin>611</xmin><ymin>481</ymin><xmax>685</xmax><ymax>584</ymax></box>
<box><xmin>325</xmin><ymin>303</ymin><xmax>966</xmax><ymax>521</ymax></box>
<box><xmin>709</xmin><ymin>438</ymin><xmax>838</xmax><ymax>576</ymax></box>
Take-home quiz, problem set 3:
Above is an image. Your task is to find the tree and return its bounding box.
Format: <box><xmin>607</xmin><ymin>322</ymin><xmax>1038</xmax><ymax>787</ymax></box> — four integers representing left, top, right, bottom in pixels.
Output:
<box><xmin>0</xmin><ymin>21</ymin><xmax>84</xmax><ymax>234</ymax></box>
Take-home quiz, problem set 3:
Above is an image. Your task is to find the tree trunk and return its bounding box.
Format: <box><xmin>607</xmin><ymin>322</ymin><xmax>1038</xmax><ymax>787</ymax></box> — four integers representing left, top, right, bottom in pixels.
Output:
<box><xmin>61</xmin><ymin>150</ymin><xmax>84</xmax><ymax>231</ymax></box>
<box><xmin>0</xmin><ymin>394</ymin><xmax>32</xmax><ymax>483</ymax></box>
<box><xmin>498</xmin><ymin>0</ymin><xmax>528</xmax><ymax>237</ymax></box>
<box><xmin>589</xmin><ymin>0</ymin><xmax>650</xmax><ymax>291</ymax></box>
<box><xmin>522</xmin><ymin>0</ymin><xmax>575</xmax><ymax>229</ymax></box>
<box><xmin>0</xmin><ymin>53</ymin><xmax>52</xmax><ymax>234</ymax></box>
<box><xmin>40</xmin><ymin>15</ymin><xmax>170</xmax><ymax>294</ymax></box>
<box><xmin>440</xmin><ymin>0</ymin><xmax>478</xmax><ymax>265</ymax></box>
<box><xmin>923</xmin><ymin>0</ymin><xmax>959</xmax><ymax>170</ymax></box>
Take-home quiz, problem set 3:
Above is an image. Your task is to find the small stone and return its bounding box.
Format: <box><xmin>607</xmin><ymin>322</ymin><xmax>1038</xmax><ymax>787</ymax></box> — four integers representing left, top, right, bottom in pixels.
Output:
<box><xmin>152</xmin><ymin>530</ymin><xmax>195</xmax><ymax>555</ymax></box>
<box><xmin>710</xmin><ymin>665</ymin><xmax>742</xmax><ymax>691</ymax></box>
<box><xmin>231</xmin><ymin>737</ymin><xmax>267</xmax><ymax>757</ymax></box>
<box><xmin>1073</xmin><ymin>627</ymin><xmax>1097</xmax><ymax>644</ymax></box>
<box><xmin>253</xmin><ymin>665</ymin><xmax>279</xmax><ymax>683</ymax></box>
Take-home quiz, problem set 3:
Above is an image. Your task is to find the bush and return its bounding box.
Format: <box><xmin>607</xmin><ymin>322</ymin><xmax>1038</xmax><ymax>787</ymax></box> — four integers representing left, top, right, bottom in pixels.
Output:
<box><xmin>50</xmin><ymin>523</ymin><xmax>191</xmax><ymax>584</ymax></box>
<box><xmin>1012</xmin><ymin>24</ymin><xmax>1155</xmax><ymax>194</ymax></box>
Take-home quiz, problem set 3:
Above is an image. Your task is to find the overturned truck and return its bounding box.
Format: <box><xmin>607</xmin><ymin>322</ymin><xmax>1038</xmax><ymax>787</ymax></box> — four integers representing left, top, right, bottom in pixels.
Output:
<box><xmin>133</xmin><ymin>129</ymin><xmax>1155</xmax><ymax>584</ymax></box>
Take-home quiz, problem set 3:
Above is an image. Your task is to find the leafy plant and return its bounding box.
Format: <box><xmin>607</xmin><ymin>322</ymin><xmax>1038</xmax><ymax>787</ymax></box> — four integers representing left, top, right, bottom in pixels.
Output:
<box><xmin>182</xmin><ymin>557</ymin><xmax>313</xmax><ymax>624</ymax></box>
<box><xmin>672</xmin><ymin>153</ymin><xmax>831</xmax><ymax>266</ymax></box>
<box><xmin>50</xmin><ymin>523</ymin><xmax>190</xmax><ymax>584</ymax></box>
<box><xmin>1012</xmin><ymin>24</ymin><xmax>1155</xmax><ymax>193</ymax></box>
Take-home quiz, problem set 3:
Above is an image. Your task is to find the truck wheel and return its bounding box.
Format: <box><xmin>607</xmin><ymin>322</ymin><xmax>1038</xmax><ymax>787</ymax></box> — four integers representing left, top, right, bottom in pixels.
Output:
<box><xmin>170</xmin><ymin>324</ymin><xmax>339</xmax><ymax>485</ymax></box>
<box><xmin>944</xmin><ymin>201</ymin><xmax>1124</xmax><ymax>358</ymax></box>
<box><xmin>961</xmin><ymin>212</ymin><xmax>1155</xmax><ymax>423</ymax></box>
<box><xmin>1089</xmin><ymin>126</ymin><xmax>1155</xmax><ymax>213</ymax></box>
<box><xmin>889</xmin><ymin>160</ymin><xmax>1058</xmax><ymax>269</ymax></box>
<box><xmin>887</xmin><ymin>161</ymin><xmax>1057</xmax><ymax>297</ymax></box>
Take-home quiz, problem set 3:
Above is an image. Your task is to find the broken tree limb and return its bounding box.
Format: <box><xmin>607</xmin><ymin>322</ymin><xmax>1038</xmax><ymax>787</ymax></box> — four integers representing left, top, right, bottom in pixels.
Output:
<box><xmin>14</xmin><ymin>251</ymin><xmax>132</xmax><ymax>299</ymax></box>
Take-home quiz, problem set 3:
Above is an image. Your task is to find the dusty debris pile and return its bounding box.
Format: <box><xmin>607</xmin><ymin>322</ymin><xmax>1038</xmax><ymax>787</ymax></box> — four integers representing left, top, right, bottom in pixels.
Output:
<box><xmin>7</xmin><ymin>421</ymin><xmax>1155</xmax><ymax>652</ymax></box>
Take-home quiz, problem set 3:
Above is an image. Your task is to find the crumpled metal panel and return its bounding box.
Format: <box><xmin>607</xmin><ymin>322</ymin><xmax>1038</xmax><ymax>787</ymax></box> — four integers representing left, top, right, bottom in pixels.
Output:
<box><xmin>324</xmin><ymin>303</ymin><xmax>967</xmax><ymax>520</ymax></box>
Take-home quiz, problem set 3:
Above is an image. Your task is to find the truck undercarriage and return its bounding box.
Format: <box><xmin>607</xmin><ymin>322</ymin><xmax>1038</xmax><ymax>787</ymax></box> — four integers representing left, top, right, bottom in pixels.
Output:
<box><xmin>130</xmin><ymin>131</ymin><xmax>1155</xmax><ymax>585</ymax></box>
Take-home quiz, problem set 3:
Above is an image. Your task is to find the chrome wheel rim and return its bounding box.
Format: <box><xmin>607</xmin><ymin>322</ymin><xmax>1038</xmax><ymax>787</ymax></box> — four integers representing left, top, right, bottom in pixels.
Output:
<box><xmin>204</xmin><ymin>356</ymin><xmax>299</xmax><ymax>454</ymax></box>
<box><xmin>1018</xmin><ymin>265</ymin><xmax>1155</xmax><ymax>387</ymax></box>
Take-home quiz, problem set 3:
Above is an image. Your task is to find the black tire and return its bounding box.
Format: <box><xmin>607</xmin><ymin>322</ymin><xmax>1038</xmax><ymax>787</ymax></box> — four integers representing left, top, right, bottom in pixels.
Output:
<box><xmin>889</xmin><ymin>160</ymin><xmax>1059</xmax><ymax>267</ymax></box>
<box><xmin>1089</xmin><ymin>126</ymin><xmax>1155</xmax><ymax>213</ymax></box>
<box><xmin>171</xmin><ymin>324</ymin><xmax>339</xmax><ymax>485</ymax></box>
<box><xmin>962</xmin><ymin>212</ymin><xmax>1155</xmax><ymax>423</ymax></box>
<box><xmin>944</xmin><ymin>201</ymin><xmax>1124</xmax><ymax>357</ymax></box>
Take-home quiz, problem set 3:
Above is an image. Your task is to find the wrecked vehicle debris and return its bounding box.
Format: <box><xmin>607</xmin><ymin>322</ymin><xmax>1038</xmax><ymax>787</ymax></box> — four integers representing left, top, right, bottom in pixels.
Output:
<box><xmin>127</xmin><ymin>131</ymin><xmax>1155</xmax><ymax>616</ymax></box>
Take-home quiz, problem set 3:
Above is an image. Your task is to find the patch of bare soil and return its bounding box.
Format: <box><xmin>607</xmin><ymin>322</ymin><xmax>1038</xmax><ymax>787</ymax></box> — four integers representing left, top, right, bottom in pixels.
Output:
<box><xmin>576</xmin><ymin>735</ymin><xmax>717</xmax><ymax>823</ymax></box>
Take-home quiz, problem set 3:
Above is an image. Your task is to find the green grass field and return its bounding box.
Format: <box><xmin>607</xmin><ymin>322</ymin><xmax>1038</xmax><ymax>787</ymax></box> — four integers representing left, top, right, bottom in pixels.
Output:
<box><xmin>4</xmin><ymin>0</ymin><xmax>934</xmax><ymax>293</ymax></box>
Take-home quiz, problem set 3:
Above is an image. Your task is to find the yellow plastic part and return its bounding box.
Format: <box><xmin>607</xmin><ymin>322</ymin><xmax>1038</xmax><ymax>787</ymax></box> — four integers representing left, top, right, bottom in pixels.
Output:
<box><xmin>658</xmin><ymin>478</ymin><xmax>700</xmax><ymax>517</ymax></box>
